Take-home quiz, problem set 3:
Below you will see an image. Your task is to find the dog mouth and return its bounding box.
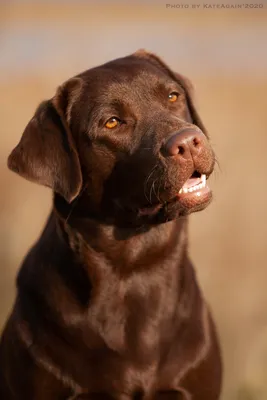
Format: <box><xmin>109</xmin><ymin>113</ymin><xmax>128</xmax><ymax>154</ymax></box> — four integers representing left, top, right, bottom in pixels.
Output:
<box><xmin>138</xmin><ymin>170</ymin><xmax>212</xmax><ymax>218</ymax></box>
<box><xmin>170</xmin><ymin>171</ymin><xmax>212</xmax><ymax>212</ymax></box>
<box><xmin>173</xmin><ymin>170</ymin><xmax>212</xmax><ymax>209</ymax></box>
<box><xmin>178</xmin><ymin>171</ymin><xmax>208</xmax><ymax>195</ymax></box>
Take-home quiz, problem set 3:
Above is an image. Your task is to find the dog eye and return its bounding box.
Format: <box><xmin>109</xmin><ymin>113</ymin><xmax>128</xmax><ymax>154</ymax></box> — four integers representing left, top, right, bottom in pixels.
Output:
<box><xmin>168</xmin><ymin>92</ymin><xmax>179</xmax><ymax>103</ymax></box>
<box><xmin>105</xmin><ymin>117</ymin><xmax>121</xmax><ymax>129</ymax></box>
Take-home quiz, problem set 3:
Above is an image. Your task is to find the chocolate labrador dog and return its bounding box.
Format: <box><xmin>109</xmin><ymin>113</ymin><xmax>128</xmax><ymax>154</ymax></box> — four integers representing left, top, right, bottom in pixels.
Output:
<box><xmin>0</xmin><ymin>50</ymin><xmax>222</xmax><ymax>399</ymax></box>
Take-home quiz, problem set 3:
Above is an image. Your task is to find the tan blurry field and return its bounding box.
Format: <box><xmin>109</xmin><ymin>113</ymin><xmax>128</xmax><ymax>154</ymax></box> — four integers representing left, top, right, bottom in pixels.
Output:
<box><xmin>0</xmin><ymin>2</ymin><xmax>267</xmax><ymax>399</ymax></box>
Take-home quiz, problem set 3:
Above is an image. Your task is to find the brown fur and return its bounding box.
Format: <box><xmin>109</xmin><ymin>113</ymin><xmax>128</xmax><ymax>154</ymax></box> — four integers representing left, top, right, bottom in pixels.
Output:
<box><xmin>0</xmin><ymin>50</ymin><xmax>222</xmax><ymax>399</ymax></box>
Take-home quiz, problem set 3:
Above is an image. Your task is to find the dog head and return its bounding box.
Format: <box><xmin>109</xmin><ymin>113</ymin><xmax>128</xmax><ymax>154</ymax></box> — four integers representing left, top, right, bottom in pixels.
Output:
<box><xmin>8</xmin><ymin>50</ymin><xmax>215</xmax><ymax>228</ymax></box>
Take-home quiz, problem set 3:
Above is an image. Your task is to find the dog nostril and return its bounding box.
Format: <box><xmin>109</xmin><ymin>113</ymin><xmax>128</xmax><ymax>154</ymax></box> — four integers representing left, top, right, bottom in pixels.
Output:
<box><xmin>193</xmin><ymin>137</ymin><xmax>200</xmax><ymax>147</ymax></box>
<box><xmin>178</xmin><ymin>145</ymin><xmax>185</xmax><ymax>155</ymax></box>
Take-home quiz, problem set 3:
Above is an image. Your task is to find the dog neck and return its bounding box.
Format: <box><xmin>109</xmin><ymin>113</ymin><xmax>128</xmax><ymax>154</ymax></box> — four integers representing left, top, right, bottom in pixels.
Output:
<box><xmin>54</xmin><ymin>201</ymin><xmax>189</xmax><ymax>277</ymax></box>
<box><xmin>20</xmin><ymin>204</ymin><xmax>198</xmax><ymax>359</ymax></box>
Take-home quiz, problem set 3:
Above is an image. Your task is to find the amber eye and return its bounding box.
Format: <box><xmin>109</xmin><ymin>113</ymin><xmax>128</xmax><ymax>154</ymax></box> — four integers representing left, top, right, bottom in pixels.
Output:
<box><xmin>105</xmin><ymin>117</ymin><xmax>120</xmax><ymax>129</ymax></box>
<box><xmin>168</xmin><ymin>92</ymin><xmax>179</xmax><ymax>103</ymax></box>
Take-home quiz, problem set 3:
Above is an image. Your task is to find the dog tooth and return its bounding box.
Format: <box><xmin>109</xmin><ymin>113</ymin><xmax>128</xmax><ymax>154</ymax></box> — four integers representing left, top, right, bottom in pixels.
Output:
<box><xmin>179</xmin><ymin>181</ymin><xmax>207</xmax><ymax>195</ymax></box>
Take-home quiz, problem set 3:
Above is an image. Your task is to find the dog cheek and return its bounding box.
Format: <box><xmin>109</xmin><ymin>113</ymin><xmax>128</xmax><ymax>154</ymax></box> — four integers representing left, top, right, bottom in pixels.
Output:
<box><xmin>80</xmin><ymin>145</ymin><xmax>117</xmax><ymax>207</ymax></box>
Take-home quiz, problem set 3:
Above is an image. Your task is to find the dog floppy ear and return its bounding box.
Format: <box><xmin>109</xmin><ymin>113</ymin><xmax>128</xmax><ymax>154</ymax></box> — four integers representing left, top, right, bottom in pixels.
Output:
<box><xmin>7</xmin><ymin>80</ymin><xmax>83</xmax><ymax>203</ymax></box>
<box><xmin>134</xmin><ymin>49</ymin><xmax>208</xmax><ymax>136</ymax></box>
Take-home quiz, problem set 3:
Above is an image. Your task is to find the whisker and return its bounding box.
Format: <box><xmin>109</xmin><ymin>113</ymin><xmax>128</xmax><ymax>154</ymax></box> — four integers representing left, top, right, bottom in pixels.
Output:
<box><xmin>144</xmin><ymin>164</ymin><xmax>158</xmax><ymax>203</ymax></box>
<box><xmin>214</xmin><ymin>157</ymin><xmax>222</xmax><ymax>172</ymax></box>
<box><xmin>157</xmin><ymin>178</ymin><xmax>161</xmax><ymax>202</ymax></box>
<box><xmin>152</xmin><ymin>179</ymin><xmax>158</xmax><ymax>201</ymax></box>
<box><xmin>149</xmin><ymin>179</ymin><xmax>157</xmax><ymax>204</ymax></box>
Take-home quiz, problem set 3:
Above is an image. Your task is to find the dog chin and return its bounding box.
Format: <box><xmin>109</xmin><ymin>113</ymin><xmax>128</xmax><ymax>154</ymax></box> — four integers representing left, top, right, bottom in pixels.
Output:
<box><xmin>136</xmin><ymin>187</ymin><xmax>212</xmax><ymax>218</ymax></box>
<box><xmin>104</xmin><ymin>189</ymin><xmax>213</xmax><ymax>228</ymax></box>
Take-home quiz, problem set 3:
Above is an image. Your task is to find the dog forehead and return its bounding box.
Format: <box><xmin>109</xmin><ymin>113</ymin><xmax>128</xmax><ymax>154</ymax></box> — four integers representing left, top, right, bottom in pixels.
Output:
<box><xmin>75</xmin><ymin>57</ymin><xmax>175</xmax><ymax>105</ymax></box>
<box><xmin>82</xmin><ymin>55</ymin><xmax>167</xmax><ymax>80</ymax></box>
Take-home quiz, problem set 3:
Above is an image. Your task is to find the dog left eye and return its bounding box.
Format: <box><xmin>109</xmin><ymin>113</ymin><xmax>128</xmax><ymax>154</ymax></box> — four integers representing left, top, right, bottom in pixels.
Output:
<box><xmin>105</xmin><ymin>117</ymin><xmax>121</xmax><ymax>129</ymax></box>
<box><xmin>168</xmin><ymin>92</ymin><xmax>179</xmax><ymax>103</ymax></box>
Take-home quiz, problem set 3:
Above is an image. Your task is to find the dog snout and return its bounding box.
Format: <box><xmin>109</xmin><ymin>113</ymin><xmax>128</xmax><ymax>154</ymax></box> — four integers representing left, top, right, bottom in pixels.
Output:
<box><xmin>162</xmin><ymin>129</ymin><xmax>206</xmax><ymax>159</ymax></box>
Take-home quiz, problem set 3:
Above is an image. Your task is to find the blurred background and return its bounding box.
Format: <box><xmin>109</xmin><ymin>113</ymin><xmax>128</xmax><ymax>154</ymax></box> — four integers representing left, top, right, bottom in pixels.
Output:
<box><xmin>0</xmin><ymin>0</ymin><xmax>267</xmax><ymax>398</ymax></box>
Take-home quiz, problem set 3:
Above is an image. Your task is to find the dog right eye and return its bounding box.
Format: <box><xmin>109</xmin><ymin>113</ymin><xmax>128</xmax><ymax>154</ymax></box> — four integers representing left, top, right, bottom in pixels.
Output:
<box><xmin>105</xmin><ymin>117</ymin><xmax>121</xmax><ymax>129</ymax></box>
<box><xmin>168</xmin><ymin>92</ymin><xmax>179</xmax><ymax>103</ymax></box>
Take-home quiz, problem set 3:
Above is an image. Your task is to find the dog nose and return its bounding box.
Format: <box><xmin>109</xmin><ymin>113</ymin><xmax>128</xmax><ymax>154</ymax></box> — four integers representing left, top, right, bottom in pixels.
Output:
<box><xmin>163</xmin><ymin>130</ymin><xmax>205</xmax><ymax>158</ymax></box>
